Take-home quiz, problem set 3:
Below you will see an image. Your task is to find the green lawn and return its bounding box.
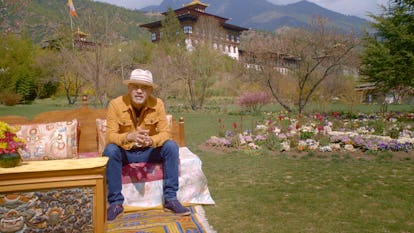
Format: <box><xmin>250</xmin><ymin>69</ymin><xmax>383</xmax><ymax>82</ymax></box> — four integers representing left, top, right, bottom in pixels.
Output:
<box><xmin>197</xmin><ymin>151</ymin><xmax>414</xmax><ymax>233</ymax></box>
<box><xmin>1</xmin><ymin>101</ymin><xmax>414</xmax><ymax>232</ymax></box>
<box><xmin>181</xmin><ymin>112</ymin><xmax>414</xmax><ymax>233</ymax></box>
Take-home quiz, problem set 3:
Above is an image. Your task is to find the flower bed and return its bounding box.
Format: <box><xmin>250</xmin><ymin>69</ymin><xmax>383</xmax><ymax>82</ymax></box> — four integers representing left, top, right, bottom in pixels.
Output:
<box><xmin>205</xmin><ymin>112</ymin><xmax>414</xmax><ymax>154</ymax></box>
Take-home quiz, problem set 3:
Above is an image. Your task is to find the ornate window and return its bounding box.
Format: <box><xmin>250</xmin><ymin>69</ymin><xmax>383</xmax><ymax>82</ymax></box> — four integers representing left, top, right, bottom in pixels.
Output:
<box><xmin>184</xmin><ymin>26</ymin><xmax>193</xmax><ymax>34</ymax></box>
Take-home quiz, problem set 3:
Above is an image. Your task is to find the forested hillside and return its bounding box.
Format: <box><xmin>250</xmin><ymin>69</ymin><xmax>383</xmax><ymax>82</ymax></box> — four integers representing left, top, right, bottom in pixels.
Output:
<box><xmin>1</xmin><ymin>0</ymin><xmax>160</xmax><ymax>44</ymax></box>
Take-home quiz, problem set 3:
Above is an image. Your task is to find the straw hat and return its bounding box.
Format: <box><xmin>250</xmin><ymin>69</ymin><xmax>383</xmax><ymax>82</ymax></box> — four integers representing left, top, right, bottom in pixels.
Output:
<box><xmin>123</xmin><ymin>69</ymin><xmax>156</xmax><ymax>88</ymax></box>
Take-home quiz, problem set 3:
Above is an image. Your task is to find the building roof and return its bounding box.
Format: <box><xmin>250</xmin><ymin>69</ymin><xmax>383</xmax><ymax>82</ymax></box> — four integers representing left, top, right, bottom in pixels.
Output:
<box><xmin>222</xmin><ymin>23</ymin><xmax>248</xmax><ymax>31</ymax></box>
<box><xmin>74</xmin><ymin>27</ymin><xmax>88</xmax><ymax>37</ymax></box>
<box><xmin>140</xmin><ymin>21</ymin><xmax>162</xmax><ymax>28</ymax></box>
<box><xmin>184</xmin><ymin>0</ymin><xmax>209</xmax><ymax>8</ymax></box>
<box><xmin>140</xmin><ymin>1</ymin><xmax>248</xmax><ymax>32</ymax></box>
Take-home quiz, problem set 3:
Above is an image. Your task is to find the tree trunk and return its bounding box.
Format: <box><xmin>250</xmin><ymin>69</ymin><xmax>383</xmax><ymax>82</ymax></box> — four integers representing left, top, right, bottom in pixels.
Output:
<box><xmin>267</xmin><ymin>79</ymin><xmax>292</xmax><ymax>113</ymax></box>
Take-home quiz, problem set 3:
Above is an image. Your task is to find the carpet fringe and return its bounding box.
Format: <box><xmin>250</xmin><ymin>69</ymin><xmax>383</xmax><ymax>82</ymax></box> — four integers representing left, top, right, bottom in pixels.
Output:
<box><xmin>194</xmin><ymin>205</ymin><xmax>217</xmax><ymax>233</ymax></box>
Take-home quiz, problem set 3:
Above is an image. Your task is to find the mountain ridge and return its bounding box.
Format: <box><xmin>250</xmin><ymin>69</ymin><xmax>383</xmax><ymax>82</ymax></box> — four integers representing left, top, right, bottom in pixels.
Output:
<box><xmin>141</xmin><ymin>0</ymin><xmax>370</xmax><ymax>33</ymax></box>
<box><xmin>0</xmin><ymin>0</ymin><xmax>370</xmax><ymax>45</ymax></box>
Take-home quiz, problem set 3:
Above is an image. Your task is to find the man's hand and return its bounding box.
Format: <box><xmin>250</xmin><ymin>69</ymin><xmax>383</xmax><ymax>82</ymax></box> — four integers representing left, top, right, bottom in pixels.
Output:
<box><xmin>127</xmin><ymin>127</ymin><xmax>153</xmax><ymax>147</ymax></box>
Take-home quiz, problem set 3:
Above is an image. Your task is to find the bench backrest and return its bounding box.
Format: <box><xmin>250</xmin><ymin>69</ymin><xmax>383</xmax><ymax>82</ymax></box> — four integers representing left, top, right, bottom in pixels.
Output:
<box><xmin>0</xmin><ymin>99</ymin><xmax>185</xmax><ymax>153</ymax></box>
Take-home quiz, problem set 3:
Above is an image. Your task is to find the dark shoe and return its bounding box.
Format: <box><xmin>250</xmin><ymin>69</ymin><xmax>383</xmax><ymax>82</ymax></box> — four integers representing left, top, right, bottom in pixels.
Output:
<box><xmin>164</xmin><ymin>199</ymin><xmax>191</xmax><ymax>216</ymax></box>
<box><xmin>107</xmin><ymin>204</ymin><xmax>123</xmax><ymax>221</ymax></box>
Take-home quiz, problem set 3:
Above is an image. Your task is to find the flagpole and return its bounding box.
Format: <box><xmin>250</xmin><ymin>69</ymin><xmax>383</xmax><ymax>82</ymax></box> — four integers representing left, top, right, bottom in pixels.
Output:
<box><xmin>67</xmin><ymin>0</ymin><xmax>77</xmax><ymax>49</ymax></box>
<box><xmin>70</xmin><ymin>13</ymin><xmax>73</xmax><ymax>31</ymax></box>
<box><xmin>69</xmin><ymin>11</ymin><xmax>74</xmax><ymax>49</ymax></box>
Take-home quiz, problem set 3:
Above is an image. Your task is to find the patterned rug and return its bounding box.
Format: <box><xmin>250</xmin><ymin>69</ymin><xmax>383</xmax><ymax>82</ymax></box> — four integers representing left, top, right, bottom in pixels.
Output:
<box><xmin>105</xmin><ymin>205</ymin><xmax>216</xmax><ymax>233</ymax></box>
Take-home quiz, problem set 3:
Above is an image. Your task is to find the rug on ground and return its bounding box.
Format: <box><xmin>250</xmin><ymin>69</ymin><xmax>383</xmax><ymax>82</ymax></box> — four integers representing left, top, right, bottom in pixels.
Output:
<box><xmin>105</xmin><ymin>205</ymin><xmax>216</xmax><ymax>233</ymax></box>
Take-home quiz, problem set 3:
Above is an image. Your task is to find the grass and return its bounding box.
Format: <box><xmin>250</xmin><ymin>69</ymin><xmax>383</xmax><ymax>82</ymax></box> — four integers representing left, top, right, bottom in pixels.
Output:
<box><xmin>197</xmin><ymin>152</ymin><xmax>414</xmax><ymax>232</ymax></box>
<box><xmin>2</xmin><ymin>100</ymin><xmax>414</xmax><ymax>232</ymax></box>
<box><xmin>0</xmin><ymin>98</ymin><xmax>79</xmax><ymax>119</ymax></box>
<box><xmin>180</xmin><ymin>111</ymin><xmax>414</xmax><ymax>233</ymax></box>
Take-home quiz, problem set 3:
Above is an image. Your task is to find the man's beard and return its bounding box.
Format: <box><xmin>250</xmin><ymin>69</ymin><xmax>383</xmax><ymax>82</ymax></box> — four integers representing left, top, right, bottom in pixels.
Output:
<box><xmin>132</xmin><ymin>95</ymin><xmax>146</xmax><ymax>105</ymax></box>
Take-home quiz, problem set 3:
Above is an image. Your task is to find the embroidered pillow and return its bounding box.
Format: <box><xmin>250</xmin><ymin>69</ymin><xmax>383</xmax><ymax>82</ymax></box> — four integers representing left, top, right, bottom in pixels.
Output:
<box><xmin>16</xmin><ymin>119</ymin><xmax>79</xmax><ymax>161</ymax></box>
<box><xmin>96</xmin><ymin>118</ymin><xmax>107</xmax><ymax>156</ymax></box>
<box><xmin>166</xmin><ymin>114</ymin><xmax>172</xmax><ymax>131</ymax></box>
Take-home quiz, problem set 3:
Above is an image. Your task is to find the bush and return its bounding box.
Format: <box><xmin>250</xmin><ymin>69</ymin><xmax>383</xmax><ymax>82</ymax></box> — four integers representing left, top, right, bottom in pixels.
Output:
<box><xmin>0</xmin><ymin>92</ymin><xmax>22</xmax><ymax>106</ymax></box>
<box><xmin>237</xmin><ymin>91</ymin><xmax>272</xmax><ymax>113</ymax></box>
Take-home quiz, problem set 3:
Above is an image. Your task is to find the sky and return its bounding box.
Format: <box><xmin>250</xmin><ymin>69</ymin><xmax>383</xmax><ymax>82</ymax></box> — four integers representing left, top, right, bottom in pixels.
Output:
<box><xmin>93</xmin><ymin>0</ymin><xmax>389</xmax><ymax>19</ymax></box>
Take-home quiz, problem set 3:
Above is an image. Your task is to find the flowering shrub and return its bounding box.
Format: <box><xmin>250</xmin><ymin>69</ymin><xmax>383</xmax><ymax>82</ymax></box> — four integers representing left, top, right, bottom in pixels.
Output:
<box><xmin>0</xmin><ymin>121</ymin><xmax>26</xmax><ymax>155</ymax></box>
<box><xmin>237</xmin><ymin>91</ymin><xmax>272</xmax><ymax>113</ymax></box>
<box><xmin>205</xmin><ymin>111</ymin><xmax>414</xmax><ymax>153</ymax></box>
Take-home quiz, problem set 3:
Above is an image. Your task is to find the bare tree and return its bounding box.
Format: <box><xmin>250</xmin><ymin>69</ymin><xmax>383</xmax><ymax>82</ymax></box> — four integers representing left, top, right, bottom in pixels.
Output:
<box><xmin>193</xmin><ymin>14</ymin><xmax>223</xmax><ymax>45</ymax></box>
<box><xmin>150</xmin><ymin>43</ymin><xmax>229</xmax><ymax>110</ymax></box>
<box><xmin>76</xmin><ymin>45</ymin><xmax>122</xmax><ymax>107</ymax></box>
<box><xmin>242</xmin><ymin>17</ymin><xmax>360</xmax><ymax>114</ymax></box>
<box><xmin>54</xmin><ymin>47</ymin><xmax>86</xmax><ymax>105</ymax></box>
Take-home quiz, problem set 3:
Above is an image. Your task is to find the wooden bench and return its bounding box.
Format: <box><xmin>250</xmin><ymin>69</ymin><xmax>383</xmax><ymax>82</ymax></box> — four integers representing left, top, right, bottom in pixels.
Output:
<box><xmin>0</xmin><ymin>157</ymin><xmax>108</xmax><ymax>233</ymax></box>
<box><xmin>0</xmin><ymin>97</ymin><xmax>215</xmax><ymax>232</ymax></box>
<box><xmin>0</xmin><ymin>97</ymin><xmax>186</xmax><ymax>154</ymax></box>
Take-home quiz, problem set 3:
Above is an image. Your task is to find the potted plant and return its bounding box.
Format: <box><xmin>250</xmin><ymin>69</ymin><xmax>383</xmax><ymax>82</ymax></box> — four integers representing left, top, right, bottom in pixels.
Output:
<box><xmin>0</xmin><ymin>121</ymin><xmax>26</xmax><ymax>168</ymax></box>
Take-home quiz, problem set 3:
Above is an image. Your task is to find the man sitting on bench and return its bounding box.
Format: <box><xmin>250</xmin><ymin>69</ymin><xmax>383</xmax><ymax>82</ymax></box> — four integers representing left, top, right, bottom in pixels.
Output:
<box><xmin>103</xmin><ymin>69</ymin><xmax>190</xmax><ymax>221</ymax></box>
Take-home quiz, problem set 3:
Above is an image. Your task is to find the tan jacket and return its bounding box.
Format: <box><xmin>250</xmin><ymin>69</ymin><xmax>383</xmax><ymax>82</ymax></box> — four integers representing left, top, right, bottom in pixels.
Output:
<box><xmin>105</xmin><ymin>94</ymin><xmax>171</xmax><ymax>150</ymax></box>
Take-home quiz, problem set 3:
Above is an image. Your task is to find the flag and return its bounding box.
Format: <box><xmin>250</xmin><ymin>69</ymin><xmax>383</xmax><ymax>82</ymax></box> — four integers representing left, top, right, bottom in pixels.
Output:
<box><xmin>67</xmin><ymin>0</ymin><xmax>78</xmax><ymax>17</ymax></box>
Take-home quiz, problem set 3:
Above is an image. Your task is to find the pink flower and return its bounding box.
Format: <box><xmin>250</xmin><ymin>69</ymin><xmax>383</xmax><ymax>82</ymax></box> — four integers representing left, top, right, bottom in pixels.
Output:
<box><xmin>317</xmin><ymin>125</ymin><xmax>324</xmax><ymax>132</ymax></box>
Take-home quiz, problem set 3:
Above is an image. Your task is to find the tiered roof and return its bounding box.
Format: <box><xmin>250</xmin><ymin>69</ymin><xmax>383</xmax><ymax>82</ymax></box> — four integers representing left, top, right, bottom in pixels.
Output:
<box><xmin>140</xmin><ymin>0</ymin><xmax>248</xmax><ymax>32</ymax></box>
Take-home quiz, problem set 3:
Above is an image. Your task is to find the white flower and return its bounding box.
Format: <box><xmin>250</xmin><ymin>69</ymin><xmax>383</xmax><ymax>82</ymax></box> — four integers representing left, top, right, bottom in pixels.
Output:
<box><xmin>300</xmin><ymin>126</ymin><xmax>314</xmax><ymax>132</ymax></box>
<box><xmin>272</xmin><ymin>127</ymin><xmax>281</xmax><ymax>134</ymax></box>
<box><xmin>306</xmin><ymin>139</ymin><xmax>319</xmax><ymax>150</ymax></box>
<box><xmin>248</xmin><ymin>142</ymin><xmax>260</xmax><ymax>149</ymax></box>
<box><xmin>344</xmin><ymin>144</ymin><xmax>355</xmax><ymax>151</ymax></box>
<box><xmin>238</xmin><ymin>134</ymin><xmax>246</xmax><ymax>145</ymax></box>
<box><xmin>356</xmin><ymin>127</ymin><xmax>370</xmax><ymax>134</ymax></box>
<box><xmin>329</xmin><ymin>143</ymin><xmax>341</xmax><ymax>151</ymax></box>
<box><xmin>328</xmin><ymin>131</ymin><xmax>359</xmax><ymax>137</ymax></box>
<box><xmin>319</xmin><ymin>146</ymin><xmax>332</xmax><ymax>152</ymax></box>
<box><xmin>397</xmin><ymin>138</ymin><xmax>414</xmax><ymax>144</ymax></box>
<box><xmin>281</xmin><ymin>141</ymin><xmax>290</xmax><ymax>152</ymax></box>
<box><xmin>298</xmin><ymin>140</ymin><xmax>307</xmax><ymax>146</ymax></box>
<box><xmin>323</xmin><ymin>125</ymin><xmax>332</xmax><ymax>134</ymax></box>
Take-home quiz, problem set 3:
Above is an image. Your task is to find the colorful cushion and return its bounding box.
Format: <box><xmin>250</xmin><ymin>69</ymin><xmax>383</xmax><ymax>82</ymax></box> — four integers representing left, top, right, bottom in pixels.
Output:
<box><xmin>122</xmin><ymin>147</ymin><xmax>215</xmax><ymax>208</ymax></box>
<box><xmin>16</xmin><ymin>119</ymin><xmax>79</xmax><ymax>161</ymax></box>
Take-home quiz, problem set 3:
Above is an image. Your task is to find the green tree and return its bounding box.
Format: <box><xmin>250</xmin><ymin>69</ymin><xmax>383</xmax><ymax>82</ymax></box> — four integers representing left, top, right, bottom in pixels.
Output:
<box><xmin>360</xmin><ymin>0</ymin><xmax>414</xmax><ymax>102</ymax></box>
<box><xmin>31</xmin><ymin>48</ymin><xmax>60</xmax><ymax>99</ymax></box>
<box><xmin>160</xmin><ymin>7</ymin><xmax>186</xmax><ymax>51</ymax></box>
<box><xmin>183</xmin><ymin>43</ymin><xmax>225</xmax><ymax>110</ymax></box>
<box><xmin>0</xmin><ymin>34</ymin><xmax>38</xmax><ymax>103</ymax></box>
